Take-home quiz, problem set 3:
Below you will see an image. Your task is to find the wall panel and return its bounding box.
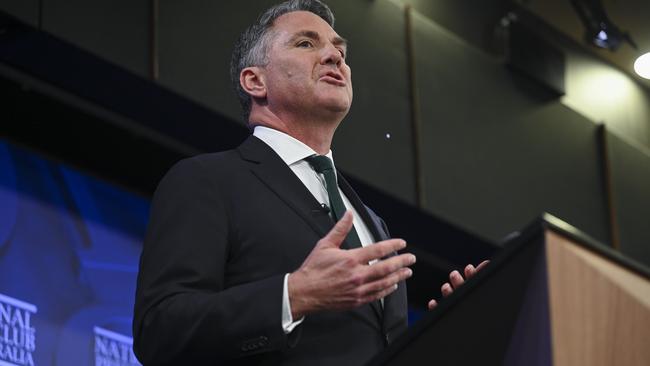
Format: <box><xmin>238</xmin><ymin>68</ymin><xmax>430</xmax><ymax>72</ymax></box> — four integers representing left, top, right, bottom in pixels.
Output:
<box><xmin>0</xmin><ymin>0</ymin><xmax>39</xmax><ymax>26</ymax></box>
<box><xmin>42</xmin><ymin>0</ymin><xmax>150</xmax><ymax>77</ymax></box>
<box><xmin>413</xmin><ymin>12</ymin><xmax>610</xmax><ymax>243</ymax></box>
<box><xmin>608</xmin><ymin>131</ymin><xmax>650</xmax><ymax>267</ymax></box>
<box><xmin>157</xmin><ymin>0</ymin><xmax>277</xmax><ymax>122</ymax></box>
<box><xmin>329</xmin><ymin>0</ymin><xmax>415</xmax><ymax>204</ymax></box>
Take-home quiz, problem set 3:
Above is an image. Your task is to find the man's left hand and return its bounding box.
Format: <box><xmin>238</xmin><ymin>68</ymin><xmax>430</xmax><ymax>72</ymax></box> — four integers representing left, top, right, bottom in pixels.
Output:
<box><xmin>427</xmin><ymin>260</ymin><xmax>489</xmax><ymax>310</ymax></box>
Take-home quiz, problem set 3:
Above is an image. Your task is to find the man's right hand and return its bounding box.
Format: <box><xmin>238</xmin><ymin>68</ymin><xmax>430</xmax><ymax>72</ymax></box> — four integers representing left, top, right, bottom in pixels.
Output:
<box><xmin>287</xmin><ymin>211</ymin><xmax>415</xmax><ymax>319</ymax></box>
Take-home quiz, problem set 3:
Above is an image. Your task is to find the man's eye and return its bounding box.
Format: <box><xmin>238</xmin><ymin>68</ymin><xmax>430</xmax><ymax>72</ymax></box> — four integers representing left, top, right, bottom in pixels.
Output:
<box><xmin>297</xmin><ymin>40</ymin><xmax>313</xmax><ymax>48</ymax></box>
<box><xmin>338</xmin><ymin>49</ymin><xmax>346</xmax><ymax>58</ymax></box>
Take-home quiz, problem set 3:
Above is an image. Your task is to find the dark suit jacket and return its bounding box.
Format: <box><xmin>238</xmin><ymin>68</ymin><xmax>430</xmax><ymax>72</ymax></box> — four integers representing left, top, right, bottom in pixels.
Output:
<box><xmin>133</xmin><ymin>135</ymin><xmax>408</xmax><ymax>365</ymax></box>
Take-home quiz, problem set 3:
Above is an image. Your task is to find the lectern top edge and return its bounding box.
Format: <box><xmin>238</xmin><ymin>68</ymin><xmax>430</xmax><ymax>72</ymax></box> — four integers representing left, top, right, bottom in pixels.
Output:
<box><xmin>367</xmin><ymin>212</ymin><xmax>650</xmax><ymax>366</ymax></box>
<box><xmin>538</xmin><ymin>213</ymin><xmax>650</xmax><ymax>280</ymax></box>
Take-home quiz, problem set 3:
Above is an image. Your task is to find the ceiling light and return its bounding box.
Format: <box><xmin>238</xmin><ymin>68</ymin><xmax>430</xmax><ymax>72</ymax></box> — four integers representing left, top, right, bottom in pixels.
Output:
<box><xmin>634</xmin><ymin>52</ymin><xmax>650</xmax><ymax>80</ymax></box>
<box><xmin>569</xmin><ymin>0</ymin><xmax>637</xmax><ymax>51</ymax></box>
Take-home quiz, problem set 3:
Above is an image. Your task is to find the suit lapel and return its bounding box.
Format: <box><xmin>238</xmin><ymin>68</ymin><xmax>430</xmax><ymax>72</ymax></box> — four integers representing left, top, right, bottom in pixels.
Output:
<box><xmin>338</xmin><ymin>173</ymin><xmax>390</xmax><ymax>323</ymax></box>
<box><xmin>339</xmin><ymin>173</ymin><xmax>406</xmax><ymax>335</ymax></box>
<box><xmin>338</xmin><ymin>174</ymin><xmax>386</xmax><ymax>242</ymax></box>
<box><xmin>239</xmin><ymin>136</ymin><xmax>393</xmax><ymax>330</ymax></box>
<box><xmin>237</xmin><ymin>136</ymin><xmax>334</xmax><ymax>239</ymax></box>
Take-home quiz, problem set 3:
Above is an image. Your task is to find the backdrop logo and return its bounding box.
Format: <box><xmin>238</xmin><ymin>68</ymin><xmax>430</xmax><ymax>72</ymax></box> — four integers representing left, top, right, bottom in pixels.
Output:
<box><xmin>93</xmin><ymin>327</ymin><xmax>140</xmax><ymax>366</ymax></box>
<box><xmin>0</xmin><ymin>293</ymin><xmax>37</xmax><ymax>366</ymax></box>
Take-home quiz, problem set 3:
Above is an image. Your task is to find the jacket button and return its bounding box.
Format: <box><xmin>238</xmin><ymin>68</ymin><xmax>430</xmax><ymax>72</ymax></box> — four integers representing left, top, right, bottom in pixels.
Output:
<box><xmin>241</xmin><ymin>336</ymin><xmax>268</xmax><ymax>352</ymax></box>
<box><xmin>384</xmin><ymin>333</ymin><xmax>390</xmax><ymax>344</ymax></box>
<box><xmin>259</xmin><ymin>336</ymin><xmax>269</xmax><ymax>346</ymax></box>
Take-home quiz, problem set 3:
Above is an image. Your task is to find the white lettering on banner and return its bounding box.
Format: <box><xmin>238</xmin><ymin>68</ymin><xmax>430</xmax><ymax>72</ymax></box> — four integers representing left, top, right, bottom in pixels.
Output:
<box><xmin>93</xmin><ymin>327</ymin><xmax>141</xmax><ymax>366</ymax></box>
<box><xmin>0</xmin><ymin>293</ymin><xmax>37</xmax><ymax>366</ymax></box>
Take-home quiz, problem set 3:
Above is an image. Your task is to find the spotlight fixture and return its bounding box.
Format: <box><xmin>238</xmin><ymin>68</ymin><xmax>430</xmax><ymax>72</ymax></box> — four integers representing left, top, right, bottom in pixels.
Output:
<box><xmin>569</xmin><ymin>0</ymin><xmax>637</xmax><ymax>51</ymax></box>
<box><xmin>634</xmin><ymin>52</ymin><xmax>650</xmax><ymax>80</ymax></box>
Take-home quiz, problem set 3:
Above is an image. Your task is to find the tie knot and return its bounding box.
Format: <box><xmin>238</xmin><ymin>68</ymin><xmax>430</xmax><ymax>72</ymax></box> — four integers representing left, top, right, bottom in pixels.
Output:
<box><xmin>305</xmin><ymin>155</ymin><xmax>334</xmax><ymax>174</ymax></box>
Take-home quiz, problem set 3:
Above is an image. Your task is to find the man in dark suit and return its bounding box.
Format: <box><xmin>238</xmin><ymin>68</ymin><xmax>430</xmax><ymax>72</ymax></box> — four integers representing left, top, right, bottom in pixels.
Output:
<box><xmin>133</xmin><ymin>1</ymin><xmax>480</xmax><ymax>364</ymax></box>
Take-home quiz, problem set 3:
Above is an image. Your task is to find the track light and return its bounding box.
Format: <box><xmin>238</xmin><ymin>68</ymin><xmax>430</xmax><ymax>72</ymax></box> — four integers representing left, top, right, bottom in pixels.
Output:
<box><xmin>569</xmin><ymin>0</ymin><xmax>636</xmax><ymax>51</ymax></box>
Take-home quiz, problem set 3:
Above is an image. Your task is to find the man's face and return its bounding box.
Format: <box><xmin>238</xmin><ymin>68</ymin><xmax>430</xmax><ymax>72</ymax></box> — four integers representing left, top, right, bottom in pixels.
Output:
<box><xmin>261</xmin><ymin>11</ymin><xmax>353</xmax><ymax>120</ymax></box>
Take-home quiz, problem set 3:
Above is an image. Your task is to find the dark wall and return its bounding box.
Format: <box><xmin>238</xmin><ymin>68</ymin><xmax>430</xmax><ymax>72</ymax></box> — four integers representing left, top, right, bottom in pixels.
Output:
<box><xmin>157</xmin><ymin>0</ymin><xmax>417</xmax><ymax>204</ymax></box>
<box><xmin>608</xmin><ymin>132</ymin><xmax>650</xmax><ymax>265</ymax></box>
<box><xmin>1</xmin><ymin>0</ymin><xmax>649</xmax><ymax>265</ymax></box>
<box><xmin>0</xmin><ymin>0</ymin><xmax>38</xmax><ymax>26</ymax></box>
<box><xmin>412</xmin><ymin>12</ymin><xmax>610</xmax><ymax>243</ymax></box>
<box><xmin>42</xmin><ymin>0</ymin><xmax>150</xmax><ymax>78</ymax></box>
<box><xmin>328</xmin><ymin>0</ymin><xmax>415</xmax><ymax>204</ymax></box>
<box><xmin>403</xmin><ymin>0</ymin><xmax>511</xmax><ymax>55</ymax></box>
<box><xmin>157</xmin><ymin>0</ymin><xmax>272</xmax><ymax>121</ymax></box>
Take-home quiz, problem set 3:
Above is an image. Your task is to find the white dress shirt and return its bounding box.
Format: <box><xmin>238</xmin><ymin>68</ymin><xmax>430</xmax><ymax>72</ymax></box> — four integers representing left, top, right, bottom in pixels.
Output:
<box><xmin>252</xmin><ymin>126</ymin><xmax>376</xmax><ymax>334</ymax></box>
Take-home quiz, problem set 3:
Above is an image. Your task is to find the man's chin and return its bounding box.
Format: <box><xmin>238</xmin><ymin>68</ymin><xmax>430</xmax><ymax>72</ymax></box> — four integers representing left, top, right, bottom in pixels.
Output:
<box><xmin>318</xmin><ymin>96</ymin><xmax>352</xmax><ymax>114</ymax></box>
<box><xmin>323</xmin><ymin>104</ymin><xmax>351</xmax><ymax>120</ymax></box>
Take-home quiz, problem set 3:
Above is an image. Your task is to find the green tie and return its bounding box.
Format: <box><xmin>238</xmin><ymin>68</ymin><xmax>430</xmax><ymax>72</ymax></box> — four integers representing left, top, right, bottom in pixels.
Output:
<box><xmin>305</xmin><ymin>155</ymin><xmax>362</xmax><ymax>249</ymax></box>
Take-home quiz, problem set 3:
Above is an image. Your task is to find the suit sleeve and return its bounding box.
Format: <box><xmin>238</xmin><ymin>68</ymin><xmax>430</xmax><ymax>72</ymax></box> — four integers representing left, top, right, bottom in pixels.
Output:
<box><xmin>133</xmin><ymin>158</ymin><xmax>291</xmax><ymax>365</ymax></box>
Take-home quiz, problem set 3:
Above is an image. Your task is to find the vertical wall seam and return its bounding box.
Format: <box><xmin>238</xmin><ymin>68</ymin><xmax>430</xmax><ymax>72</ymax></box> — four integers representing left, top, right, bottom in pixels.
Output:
<box><xmin>597</xmin><ymin>124</ymin><xmax>621</xmax><ymax>250</ymax></box>
<box><xmin>404</xmin><ymin>5</ymin><xmax>425</xmax><ymax>208</ymax></box>
<box><xmin>150</xmin><ymin>0</ymin><xmax>159</xmax><ymax>81</ymax></box>
<box><xmin>37</xmin><ymin>0</ymin><xmax>43</xmax><ymax>30</ymax></box>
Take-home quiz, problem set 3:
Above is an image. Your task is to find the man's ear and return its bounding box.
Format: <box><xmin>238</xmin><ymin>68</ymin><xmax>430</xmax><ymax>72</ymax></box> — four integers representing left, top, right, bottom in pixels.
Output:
<box><xmin>240</xmin><ymin>66</ymin><xmax>267</xmax><ymax>99</ymax></box>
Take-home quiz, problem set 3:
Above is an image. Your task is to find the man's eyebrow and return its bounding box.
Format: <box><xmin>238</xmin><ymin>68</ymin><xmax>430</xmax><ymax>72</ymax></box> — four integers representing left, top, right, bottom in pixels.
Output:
<box><xmin>289</xmin><ymin>30</ymin><xmax>348</xmax><ymax>49</ymax></box>
<box><xmin>288</xmin><ymin>30</ymin><xmax>320</xmax><ymax>44</ymax></box>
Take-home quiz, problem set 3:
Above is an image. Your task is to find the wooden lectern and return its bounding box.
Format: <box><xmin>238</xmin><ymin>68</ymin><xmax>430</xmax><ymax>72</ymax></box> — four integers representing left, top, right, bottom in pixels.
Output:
<box><xmin>370</xmin><ymin>214</ymin><xmax>650</xmax><ymax>366</ymax></box>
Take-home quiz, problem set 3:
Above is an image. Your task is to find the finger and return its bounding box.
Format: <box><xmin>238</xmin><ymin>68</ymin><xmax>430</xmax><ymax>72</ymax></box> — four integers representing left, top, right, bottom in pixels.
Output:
<box><xmin>352</xmin><ymin>239</ymin><xmax>408</xmax><ymax>263</ymax></box>
<box><xmin>476</xmin><ymin>260</ymin><xmax>490</xmax><ymax>271</ymax></box>
<box><xmin>366</xmin><ymin>280</ymin><xmax>400</xmax><ymax>303</ymax></box>
<box><xmin>441</xmin><ymin>282</ymin><xmax>453</xmax><ymax>297</ymax></box>
<box><xmin>362</xmin><ymin>253</ymin><xmax>416</xmax><ymax>282</ymax></box>
<box><xmin>449</xmin><ymin>270</ymin><xmax>465</xmax><ymax>289</ymax></box>
<box><xmin>356</xmin><ymin>267</ymin><xmax>412</xmax><ymax>295</ymax></box>
<box><xmin>464</xmin><ymin>264</ymin><xmax>476</xmax><ymax>279</ymax></box>
<box><xmin>428</xmin><ymin>299</ymin><xmax>437</xmax><ymax>310</ymax></box>
<box><xmin>319</xmin><ymin>211</ymin><xmax>354</xmax><ymax>248</ymax></box>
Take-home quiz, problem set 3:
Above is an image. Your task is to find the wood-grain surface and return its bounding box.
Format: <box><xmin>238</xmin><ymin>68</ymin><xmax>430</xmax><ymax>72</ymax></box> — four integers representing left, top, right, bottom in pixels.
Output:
<box><xmin>545</xmin><ymin>230</ymin><xmax>650</xmax><ymax>366</ymax></box>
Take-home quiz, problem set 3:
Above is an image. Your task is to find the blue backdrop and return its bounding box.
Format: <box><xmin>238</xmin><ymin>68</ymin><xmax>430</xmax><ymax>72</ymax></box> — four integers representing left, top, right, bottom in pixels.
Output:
<box><xmin>0</xmin><ymin>139</ymin><xmax>427</xmax><ymax>366</ymax></box>
<box><xmin>0</xmin><ymin>140</ymin><xmax>148</xmax><ymax>366</ymax></box>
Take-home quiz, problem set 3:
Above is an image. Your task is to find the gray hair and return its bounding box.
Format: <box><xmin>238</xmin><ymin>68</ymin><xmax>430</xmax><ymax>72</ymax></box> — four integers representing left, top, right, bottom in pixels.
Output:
<box><xmin>230</xmin><ymin>0</ymin><xmax>335</xmax><ymax>122</ymax></box>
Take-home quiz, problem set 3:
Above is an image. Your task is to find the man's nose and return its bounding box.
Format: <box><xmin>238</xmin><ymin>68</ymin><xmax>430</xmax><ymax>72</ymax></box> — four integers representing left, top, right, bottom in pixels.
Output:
<box><xmin>320</xmin><ymin>44</ymin><xmax>342</xmax><ymax>66</ymax></box>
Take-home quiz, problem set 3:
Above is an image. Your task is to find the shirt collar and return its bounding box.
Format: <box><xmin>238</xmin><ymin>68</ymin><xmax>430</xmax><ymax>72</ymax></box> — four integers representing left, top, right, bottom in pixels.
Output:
<box><xmin>253</xmin><ymin>126</ymin><xmax>335</xmax><ymax>167</ymax></box>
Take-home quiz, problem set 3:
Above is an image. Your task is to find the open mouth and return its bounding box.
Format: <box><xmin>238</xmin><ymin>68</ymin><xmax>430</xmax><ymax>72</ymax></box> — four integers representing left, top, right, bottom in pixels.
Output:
<box><xmin>320</xmin><ymin>71</ymin><xmax>346</xmax><ymax>86</ymax></box>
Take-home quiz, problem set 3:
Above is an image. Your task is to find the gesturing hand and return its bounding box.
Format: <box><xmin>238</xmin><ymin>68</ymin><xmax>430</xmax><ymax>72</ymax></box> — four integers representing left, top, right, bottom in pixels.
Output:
<box><xmin>288</xmin><ymin>211</ymin><xmax>416</xmax><ymax>319</ymax></box>
<box><xmin>427</xmin><ymin>260</ymin><xmax>489</xmax><ymax>310</ymax></box>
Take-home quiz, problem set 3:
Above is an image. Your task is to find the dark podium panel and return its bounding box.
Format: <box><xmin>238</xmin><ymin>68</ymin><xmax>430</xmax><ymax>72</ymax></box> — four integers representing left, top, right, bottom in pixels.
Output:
<box><xmin>370</xmin><ymin>214</ymin><xmax>650</xmax><ymax>366</ymax></box>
